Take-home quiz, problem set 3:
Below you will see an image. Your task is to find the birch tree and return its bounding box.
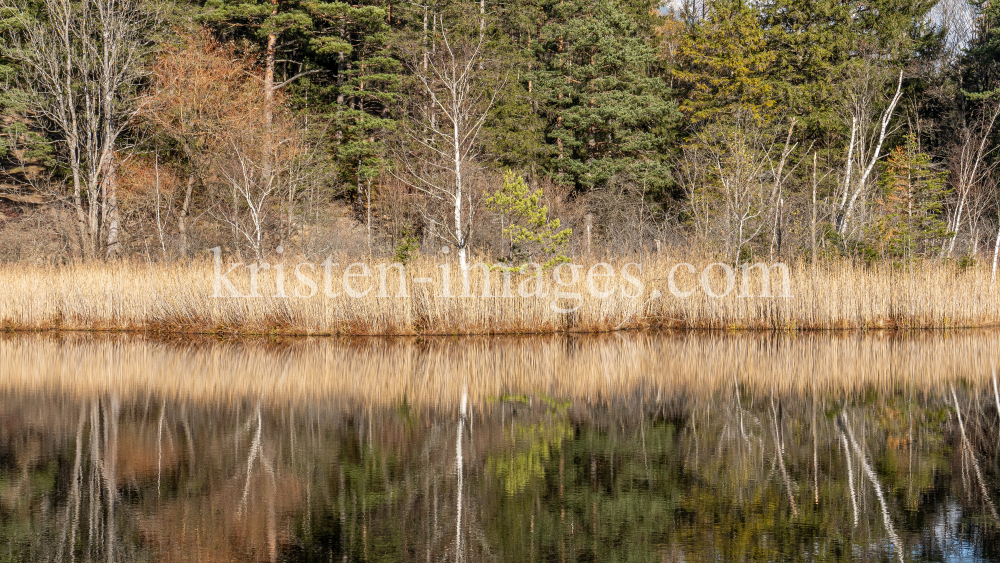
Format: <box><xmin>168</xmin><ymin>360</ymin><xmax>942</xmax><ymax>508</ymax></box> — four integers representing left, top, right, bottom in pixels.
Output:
<box><xmin>836</xmin><ymin>69</ymin><xmax>905</xmax><ymax>237</ymax></box>
<box><xmin>677</xmin><ymin>112</ymin><xmax>796</xmax><ymax>263</ymax></box>
<box><xmin>213</xmin><ymin>114</ymin><xmax>328</xmax><ymax>262</ymax></box>
<box><xmin>0</xmin><ymin>0</ymin><xmax>155</xmax><ymax>259</ymax></box>
<box><xmin>392</xmin><ymin>25</ymin><xmax>505</xmax><ymax>281</ymax></box>
<box><xmin>943</xmin><ymin>100</ymin><xmax>1000</xmax><ymax>257</ymax></box>
<box><xmin>991</xmin><ymin>179</ymin><xmax>1000</xmax><ymax>286</ymax></box>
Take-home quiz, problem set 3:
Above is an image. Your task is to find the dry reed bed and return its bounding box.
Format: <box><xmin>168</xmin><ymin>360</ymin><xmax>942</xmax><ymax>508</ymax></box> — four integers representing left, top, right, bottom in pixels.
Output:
<box><xmin>2</xmin><ymin>257</ymin><xmax>1000</xmax><ymax>334</ymax></box>
<box><xmin>2</xmin><ymin>331</ymin><xmax>999</xmax><ymax>408</ymax></box>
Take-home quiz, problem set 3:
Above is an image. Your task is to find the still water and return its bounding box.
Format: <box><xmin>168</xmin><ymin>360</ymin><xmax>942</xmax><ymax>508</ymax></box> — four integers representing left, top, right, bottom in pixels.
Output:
<box><xmin>1</xmin><ymin>332</ymin><xmax>1000</xmax><ymax>562</ymax></box>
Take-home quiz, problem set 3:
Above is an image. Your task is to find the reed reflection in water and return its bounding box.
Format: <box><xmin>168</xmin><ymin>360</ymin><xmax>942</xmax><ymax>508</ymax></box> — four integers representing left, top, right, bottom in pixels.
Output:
<box><xmin>1</xmin><ymin>332</ymin><xmax>1000</xmax><ymax>562</ymax></box>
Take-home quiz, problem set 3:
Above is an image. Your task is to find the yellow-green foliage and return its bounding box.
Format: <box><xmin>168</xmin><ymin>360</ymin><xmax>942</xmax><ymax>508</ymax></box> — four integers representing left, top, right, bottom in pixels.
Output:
<box><xmin>488</xmin><ymin>415</ymin><xmax>573</xmax><ymax>497</ymax></box>
<box><xmin>672</xmin><ymin>0</ymin><xmax>776</xmax><ymax>123</ymax></box>
<box><xmin>486</xmin><ymin>171</ymin><xmax>572</xmax><ymax>269</ymax></box>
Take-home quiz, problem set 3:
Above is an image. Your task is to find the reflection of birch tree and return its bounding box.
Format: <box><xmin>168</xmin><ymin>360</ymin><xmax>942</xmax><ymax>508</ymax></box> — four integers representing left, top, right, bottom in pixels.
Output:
<box><xmin>950</xmin><ymin>386</ymin><xmax>999</xmax><ymax>523</ymax></box>
<box><xmin>838</xmin><ymin>425</ymin><xmax>860</xmax><ymax>528</ymax></box>
<box><xmin>771</xmin><ymin>396</ymin><xmax>798</xmax><ymax>517</ymax></box>
<box><xmin>9</xmin><ymin>385</ymin><xmax>1000</xmax><ymax>562</ymax></box>
<box><xmin>236</xmin><ymin>404</ymin><xmax>278</xmax><ymax>562</ymax></box>
<box><xmin>455</xmin><ymin>390</ymin><xmax>466</xmax><ymax>563</ymax></box>
<box><xmin>44</xmin><ymin>397</ymin><xmax>122</xmax><ymax>563</ymax></box>
<box><xmin>839</xmin><ymin>414</ymin><xmax>904</xmax><ymax>563</ymax></box>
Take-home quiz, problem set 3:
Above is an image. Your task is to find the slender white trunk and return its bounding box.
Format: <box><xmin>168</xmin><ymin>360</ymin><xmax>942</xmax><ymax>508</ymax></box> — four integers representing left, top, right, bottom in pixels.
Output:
<box><xmin>839</xmin><ymin>117</ymin><xmax>857</xmax><ymax>211</ymax></box>
<box><xmin>105</xmin><ymin>161</ymin><xmax>120</xmax><ymax>258</ymax></box>
<box><xmin>453</xmin><ymin>107</ymin><xmax>469</xmax><ymax>285</ymax></box>
<box><xmin>154</xmin><ymin>158</ymin><xmax>166</xmax><ymax>260</ymax></box>
<box><xmin>811</xmin><ymin>152</ymin><xmax>818</xmax><ymax>267</ymax></box>
<box><xmin>840</xmin><ymin>431</ymin><xmax>859</xmax><ymax>527</ymax></box>
<box><xmin>179</xmin><ymin>173</ymin><xmax>195</xmax><ymax>259</ymax></box>
<box><xmin>455</xmin><ymin>389</ymin><xmax>467</xmax><ymax>563</ymax></box>
<box><xmin>991</xmin><ymin>218</ymin><xmax>1000</xmax><ymax>287</ymax></box>
<box><xmin>841</xmin><ymin>72</ymin><xmax>904</xmax><ymax>236</ymax></box>
<box><xmin>947</xmin><ymin>194</ymin><xmax>966</xmax><ymax>257</ymax></box>
<box><xmin>843</xmin><ymin>417</ymin><xmax>904</xmax><ymax>563</ymax></box>
<box><xmin>423</xmin><ymin>7</ymin><xmax>429</xmax><ymax>73</ymax></box>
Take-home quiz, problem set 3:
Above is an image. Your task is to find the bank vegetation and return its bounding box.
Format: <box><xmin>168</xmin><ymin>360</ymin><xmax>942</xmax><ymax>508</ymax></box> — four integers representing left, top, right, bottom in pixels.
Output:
<box><xmin>4</xmin><ymin>1</ymin><xmax>1000</xmax><ymax>334</ymax></box>
<box><xmin>1</xmin><ymin>255</ymin><xmax>999</xmax><ymax>334</ymax></box>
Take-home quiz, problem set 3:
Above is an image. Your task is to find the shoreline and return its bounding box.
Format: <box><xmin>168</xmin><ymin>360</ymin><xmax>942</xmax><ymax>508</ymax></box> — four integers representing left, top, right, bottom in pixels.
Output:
<box><xmin>1</xmin><ymin>323</ymin><xmax>999</xmax><ymax>338</ymax></box>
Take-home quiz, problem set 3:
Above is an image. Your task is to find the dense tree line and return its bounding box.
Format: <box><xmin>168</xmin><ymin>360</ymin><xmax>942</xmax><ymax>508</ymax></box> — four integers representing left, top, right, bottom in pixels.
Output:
<box><xmin>1</xmin><ymin>0</ymin><xmax>1000</xmax><ymax>269</ymax></box>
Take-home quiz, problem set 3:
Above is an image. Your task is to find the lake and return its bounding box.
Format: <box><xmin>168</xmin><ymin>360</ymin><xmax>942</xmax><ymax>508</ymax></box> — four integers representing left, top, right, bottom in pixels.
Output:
<box><xmin>1</xmin><ymin>332</ymin><xmax>999</xmax><ymax>562</ymax></box>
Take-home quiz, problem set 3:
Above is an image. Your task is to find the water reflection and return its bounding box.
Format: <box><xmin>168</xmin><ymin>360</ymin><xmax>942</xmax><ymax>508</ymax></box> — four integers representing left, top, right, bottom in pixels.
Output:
<box><xmin>1</xmin><ymin>332</ymin><xmax>1000</xmax><ymax>561</ymax></box>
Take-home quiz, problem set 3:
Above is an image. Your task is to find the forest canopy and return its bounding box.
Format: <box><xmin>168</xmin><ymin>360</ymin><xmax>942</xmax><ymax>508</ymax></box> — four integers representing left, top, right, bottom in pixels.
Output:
<box><xmin>0</xmin><ymin>0</ymin><xmax>997</xmax><ymax>268</ymax></box>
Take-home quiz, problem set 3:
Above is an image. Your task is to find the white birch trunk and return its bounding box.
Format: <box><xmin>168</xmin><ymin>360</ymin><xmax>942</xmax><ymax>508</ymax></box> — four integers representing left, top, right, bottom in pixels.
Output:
<box><xmin>991</xmin><ymin>217</ymin><xmax>1000</xmax><ymax>287</ymax></box>
<box><xmin>455</xmin><ymin>389</ymin><xmax>467</xmax><ymax>563</ymax></box>
<box><xmin>840</xmin><ymin>72</ymin><xmax>905</xmax><ymax>236</ymax></box>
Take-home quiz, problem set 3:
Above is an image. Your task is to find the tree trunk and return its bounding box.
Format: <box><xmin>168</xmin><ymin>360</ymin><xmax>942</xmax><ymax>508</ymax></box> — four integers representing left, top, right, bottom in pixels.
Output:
<box><xmin>479</xmin><ymin>0</ymin><xmax>485</xmax><ymax>42</ymax></box>
<box><xmin>336</xmin><ymin>21</ymin><xmax>346</xmax><ymax>144</ymax></box>
<box><xmin>946</xmin><ymin>192</ymin><xmax>966</xmax><ymax>258</ymax></box>
<box><xmin>453</xmin><ymin>111</ymin><xmax>468</xmax><ymax>284</ymax></box>
<box><xmin>811</xmin><ymin>152</ymin><xmax>818</xmax><ymax>267</ymax></box>
<box><xmin>179</xmin><ymin>173</ymin><xmax>196</xmax><ymax>259</ymax></box>
<box><xmin>71</xmin><ymin>165</ymin><xmax>89</xmax><ymax>260</ymax></box>
<box><xmin>264</xmin><ymin>0</ymin><xmax>278</xmax><ymax>127</ymax></box>
<box><xmin>769</xmin><ymin>120</ymin><xmax>796</xmax><ymax>260</ymax></box>
<box><xmin>366</xmin><ymin>177</ymin><xmax>372</xmax><ymax>254</ymax></box>
<box><xmin>104</xmin><ymin>161</ymin><xmax>120</xmax><ymax>259</ymax></box>
<box><xmin>87</xmin><ymin>174</ymin><xmax>101</xmax><ymax>259</ymax></box>
<box><xmin>991</xmin><ymin>216</ymin><xmax>1000</xmax><ymax>287</ymax></box>
<box><xmin>837</xmin><ymin>117</ymin><xmax>857</xmax><ymax>219</ymax></box>
<box><xmin>840</xmin><ymin>72</ymin><xmax>904</xmax><ymax>236</ymax></box>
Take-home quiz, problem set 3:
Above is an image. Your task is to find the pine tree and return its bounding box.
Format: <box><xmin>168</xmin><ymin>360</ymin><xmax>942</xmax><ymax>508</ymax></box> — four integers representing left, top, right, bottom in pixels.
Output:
<box><xmin>671</xmin><ymin>0</ymin><xmax>775</xmax><ymax>125</ymax></box>
<box><xmin>962</xmin><ymin>0</ymin><xmax>1000</xmax><ymax>100</ymax></box>
<box><xmin>486</xmin><ymin>171</ymin><xmax>571</xmax><ymax>267</ymax></box>
<box><xmin>761</xmin><ymin>0</ymin><xmax>938</xmax><ymax>140</ymax></box>
<box><xmin>322</xmin><ymin>3</ymin><xmax>398</xmax><ymax>199</ymax></box>
<box><xmin>870</xmin><ymin>134</ymin><xmax>951</xmax><ymax>259</ymax></box>
<box><xmin>0</xmin><ymin>4</ymin><xmax>52</xmax><ymax>170</ymax></box>
<box><xmin>533</xmin><ymin>0</ymin><xmax>679</xmax><ymax>192</ymax></box>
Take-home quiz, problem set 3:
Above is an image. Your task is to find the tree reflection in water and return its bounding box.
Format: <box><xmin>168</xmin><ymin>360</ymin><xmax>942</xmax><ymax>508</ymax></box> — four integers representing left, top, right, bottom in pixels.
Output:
<box><xmin>0</xmin><ymin>333</ymin><xmax>1000</xmax><ymax>561</ymax></box>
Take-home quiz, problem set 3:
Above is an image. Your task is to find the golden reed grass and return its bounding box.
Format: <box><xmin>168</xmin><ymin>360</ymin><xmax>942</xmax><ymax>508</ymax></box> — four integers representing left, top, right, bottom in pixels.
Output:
<box><xmin>2</xmin><ymin>331</ymin><xmax>998</xmax><ymax>408</ymax></box>
<box><xmin>2</xmin><ymin>256</ymin><xmax>1000</xmax><ymax>334</ymax></box>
